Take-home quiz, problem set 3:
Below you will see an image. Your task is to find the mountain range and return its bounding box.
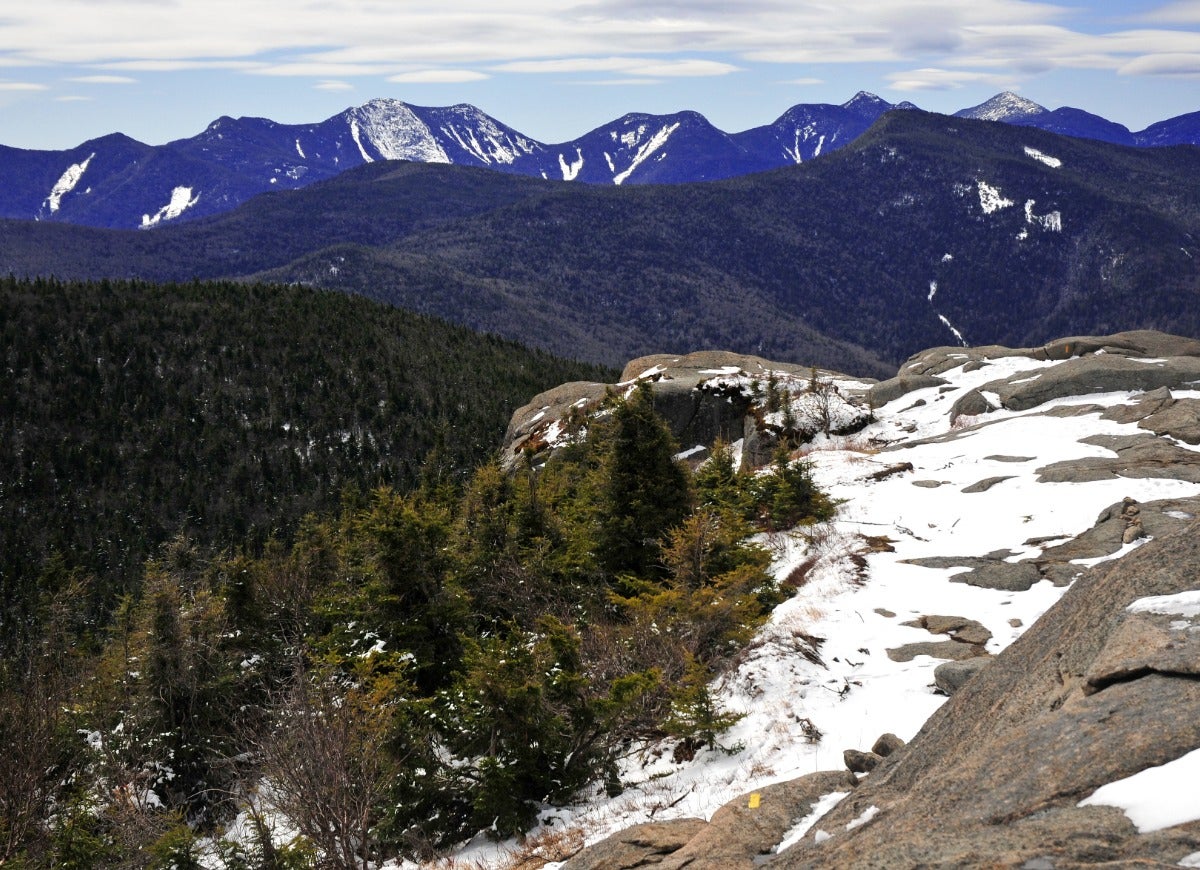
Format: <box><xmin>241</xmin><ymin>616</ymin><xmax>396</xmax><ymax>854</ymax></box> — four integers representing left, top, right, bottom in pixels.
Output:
<box><xmin>2</xmin><ymin>91</ymin><xmax>1197</xmax><ymax>230</ymax></box>
<box><xmin>3</xmin><ymin>109</ymin><xmax>1198</xmax><ymax>373</ymax></box>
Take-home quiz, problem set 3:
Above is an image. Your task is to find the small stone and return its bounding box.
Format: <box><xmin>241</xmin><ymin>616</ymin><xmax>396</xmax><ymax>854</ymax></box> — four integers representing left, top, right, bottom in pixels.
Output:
<box><xmin>1122</xmin><ymin>520</ymin><xmax>1146</xmax><ymax>544</ymax></box>
<box><xmin>1009</xmin><ymin>618</ymin><xmax>1023</xmax><ymax>628</ymax></box>
<box><xmin>871</xmin><ymin>733</ymin><xmax>906</xmax><ymax>757</ymax></box>
<box><xmin>844</xmin><ymin>749</ymin><xmax>883</xmax><ymax>773</ymax></box>
<box><xmin>962</xmin><ymin>476</ymin><xmax>1014</xmax><ymax>494</ymax></box>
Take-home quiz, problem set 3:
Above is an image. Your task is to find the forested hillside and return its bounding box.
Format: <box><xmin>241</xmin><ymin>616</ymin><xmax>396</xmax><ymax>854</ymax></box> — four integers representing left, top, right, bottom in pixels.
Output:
<box><xmin>0</xmin><ymin>275</ymin><xmax>612</xmax><ymax>646</ymax></box>
<box><xmin>0</xmin><ymin>345</ymin><xmax>830</xmax><ymax>865</ymax></box>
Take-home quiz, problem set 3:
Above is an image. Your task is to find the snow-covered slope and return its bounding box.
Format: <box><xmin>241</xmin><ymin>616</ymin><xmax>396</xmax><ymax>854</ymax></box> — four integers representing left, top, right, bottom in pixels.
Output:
<box><xmin>448</xmin><ymin>334</ymin><xmax>1200</xmax><ymax>867</ymax></box>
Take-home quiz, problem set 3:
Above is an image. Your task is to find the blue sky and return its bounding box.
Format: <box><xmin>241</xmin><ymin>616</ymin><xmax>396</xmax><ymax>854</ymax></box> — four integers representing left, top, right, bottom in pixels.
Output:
<box><xmin>1</xmin><ymin>0</ymin><xmax>1198</xmax><ymax>150</ymax></box>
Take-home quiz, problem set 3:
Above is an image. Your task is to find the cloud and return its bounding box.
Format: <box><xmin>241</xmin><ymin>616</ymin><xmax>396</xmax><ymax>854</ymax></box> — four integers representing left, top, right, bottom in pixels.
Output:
<box><xmin>55</xmin><ymin>95</ymin><xmax>91</xmax><ymax>101</ymax></box>
<box><xmin>0</xmin><ymin>0</ymin><xmax>1196</xmax><ymax>92</ymax></box>
<box><xmin>314</xmin><ymin>80</ymin><xmax>355</xmax><ymax>91</ymax></box>
<box><xmin>68</xmin><ymin>74</ymin><xmax>136</xmax><ymax>84</ymax></box>
<box><xmin>886</xmin><ymin>67</ymin><xmax>1012</xmax><ymax>91</ymax></box>
<box><xmin>1138</xmin><ymin>1</ymin><xmax>1200</xmax><ymax>25</ymax></box>
<box><xmin>494</xmin><ymin>56</ymin><xmax>738</xmax><ymax>77</ymax></box>
<box><xmin>571</xmin><ymin>78</ymin><xmax>664</xmax><ymax>86</ymax></box>
<box><xmin>387</xmin><ymin>69</ymin><xmax>490</xmax><ymax>83</ymax></box>
<box><xmin>0</xmin><ymin>81</ymin><xmax>49</xmax><ymax>91</ymax></box>
<box><xmin>780</xmin><ymin>77</ymin><xmax>825</xmax><ymax>85</ymax></box>
<box><xmin>1120</xmin><ymin>52</ymin><xmax>1200</xmax><ymax>76</ymax></box>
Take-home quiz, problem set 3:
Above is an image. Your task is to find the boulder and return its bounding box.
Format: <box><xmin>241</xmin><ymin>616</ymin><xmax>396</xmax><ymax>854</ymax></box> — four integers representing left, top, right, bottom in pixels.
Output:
<box><xmin>886</xmin><ymin>640</ymin><xmax>987</xmax><ymax>663</ymax></box>
<box><xmin>903</xmin><ymin>615</ymin><xmax>993</xmax><ymax>646</ymax></box>
<box><xmin>867</xmin><ymin>375</ymin><xmax>947</xmax><ymax>408</ymax></box>
<box><xmin>934</xmin><ymin>657</ymin><xmax>990</xmax><ymax>695</ymax></box>
<box><xmin>1035</xmin><ymin>330</ymin><xmax>1200</xmax><ymax>361</ymax></box>
<box><xmin>949</xmin><ymin>388</ymin><xmax>996</xmax><ymax>424</ymax></box>
<box><xmin>558</xmin><ymin>818</ymin><xmax>707</xmax><ymax>870</ymax></box>
<box><xmin>950</xmin><ymin>560</ymin><xmax>1043</xmax><ymax>592</ymax></box>
<box><xmin>871</xmin><ymin>733</ymin><xmax>905</xmax><ymax>758</ymax></box>
<box><xmin>1038</xmin><ymin>495</ymin><xmax>1200</xmax><ymax>563</ymax></box>
<box><xmin>1137</xmin><ymin>398</ymin><xmax>1200</xmax><ymax>445</ymax></box>
<box><xmin>843</xmin><ymin>749</ymin><xmax>882</xmax><ymax>774</ymax></box>
<box><xmin>1099</xmin><ymin>385</ymin><xmax>1174</xmax><ymax>424</ymax></box>
<box><xmin>985</xmin><ymin>354</ymin><xmax>1200</xmax><ymax>412</ymax></box>
<box><xmin>560</xmin><ymin>771</ymin><xmax>861</xmax><ymax>870</ymax></box>
<box><xmin>1036</xmin><ymin>433</ymin><xmax>1200</xmax><ymax>484</ymax></box>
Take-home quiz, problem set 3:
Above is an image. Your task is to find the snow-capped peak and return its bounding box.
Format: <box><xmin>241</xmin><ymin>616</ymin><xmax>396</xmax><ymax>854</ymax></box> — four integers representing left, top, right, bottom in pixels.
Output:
<box><xmin>842</xmin><ymin>91</ymin><xmax>892</xmax><ymax>117</ymax></box>
<box><xmin>955</xmin><ymin>91</ymin><xmax>1048</xmax><ymax>122</ymax></box>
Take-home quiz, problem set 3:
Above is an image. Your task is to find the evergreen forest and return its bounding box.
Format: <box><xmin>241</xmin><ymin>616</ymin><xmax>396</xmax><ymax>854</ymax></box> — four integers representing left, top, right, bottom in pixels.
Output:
<box><xmin>0</xmin><ymin>276</ymin><xmax>835</xmax><ymax>866</ymax></box>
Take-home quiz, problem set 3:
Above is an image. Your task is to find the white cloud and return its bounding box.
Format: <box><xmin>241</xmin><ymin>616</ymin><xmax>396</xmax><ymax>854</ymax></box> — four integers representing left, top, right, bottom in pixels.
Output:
<box><xmin>495</xmin><ymin>56</ymin><xmax>737</xmax><ymax>78</ymax></box>
<box><xmin>68</xmin><ymin>74</ymin><xmax>136</xmax><ymax>84</ymax></box>
<box><xmin>571</xmin><ymin>78</ymin><xmax>664</xmax><ymax>86</ymax></box>
<box><xmin>887</xmin><ymin>67</ymin><xmax>1014</xmax><ymax>91</ymax></box>
<box><xmin>387</xmin><ymin>69</ymin><xmax>490</xmax><ymax>83</ymax></box>
<box><xmin>0</xmin><ymin>81</ymin><xmax>49</xmax><ymax>91</ymax></box>
<box><xmin>781</xmin><ymin>77</ymin><xmax>825</xmax><ymax>85</ymax></box>
<box><xmin>0</xmin><ymin>0</ymin><xmax>1196</xmax><ymax>91</ymax></box>
<box><xmin>314</xmin><ymin>80</ymin><xmax>355</xmax><ymax>91</ymax></box>
<box><xmin>55</xmin><ymin>95</ymin><xmax>91</xmax><ymax>101</ymax></box>
<box><xmin>1120</xmin><ymin>52</ymin><xmax>1200</xmax><ymax>76</ymax></box>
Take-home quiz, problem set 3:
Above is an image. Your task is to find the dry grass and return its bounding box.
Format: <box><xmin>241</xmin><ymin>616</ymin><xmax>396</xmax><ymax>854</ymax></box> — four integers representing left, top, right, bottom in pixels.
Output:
<box><xmin>426</xmin><ymin>825</ymin><xmax>587</xmax><ymax>870</ymax></box>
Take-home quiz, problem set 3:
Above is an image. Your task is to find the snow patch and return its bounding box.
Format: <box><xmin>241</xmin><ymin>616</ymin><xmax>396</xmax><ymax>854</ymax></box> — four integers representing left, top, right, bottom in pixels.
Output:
<box><xmin>928</xmin><ymin>281</ymin><xmax>938</xmax><ymax>302</ymax></box>
<box><xmin>349</xmin><ymin>118</ymin><xmax>373</xmax><ymax>162</ymax></box>
<box><xmin>938</xmin><ymin>314</ymin><xmax>967</xmax><ymax>346</ymax></box>
<box><xmin>559</xmin><ymin>148</ymin><xmax>584</xmax><ymax>181</ymax></box>
<box><xmin>775</xmin><ymin>791</ymin><xmax>850</xmax><ymax>853</ymax></box>
<box><xmin>1079</xmin><ymin>747</ymin><xmax>1200</xmax><ymax>832</ymax></box>
<box><xmin>846</xmin><ymin>805</ymin><xmax>879</xmax><ymax>831</ymax></box>
<box><xmin>1127</xmin><ymin>591</ymin><xmax>1200</xmax><ymax>618</ymax></box>
<box><xmin>45</xmin><ymin>152</ymin><xmax>94</xmax><ymax>213</ymax></box>
<box><xmin>294</xmin><ymin>139</ymin><xmax>305</xmax><ymax>159</ymax></box>
<box><xmin>977</xmin><ymin>181</ymin><xmax>1014</xmax><ymax>214</ymax></box>
<box><xmin>141</xmin><ymin>186</ymin><xmax>199</xmax><ymax>228</ymax></box>
<box><xmin>1023</xmin><ymin>146</ymin><xmax>1062</xmax><ymax>168</ymax></box>
<box><xmin>1024</xmin><ymin>199</ymin><xmax>1063</xmax><ymax>232</ymax></box>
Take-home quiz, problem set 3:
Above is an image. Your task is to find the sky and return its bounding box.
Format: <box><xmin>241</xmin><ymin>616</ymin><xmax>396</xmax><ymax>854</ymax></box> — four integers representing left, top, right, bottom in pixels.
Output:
<box><xmin>1</xmin><ymin>0</ymin><xmax>1199</xmax><ymax>151</ymax></box>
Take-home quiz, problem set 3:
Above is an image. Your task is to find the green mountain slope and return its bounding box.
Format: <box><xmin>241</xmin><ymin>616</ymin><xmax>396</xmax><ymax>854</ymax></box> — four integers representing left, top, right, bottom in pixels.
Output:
<box><xmin>0</xmin><ymin>276</ymin><xmax>613</xmax><ymax>630</ymax></box>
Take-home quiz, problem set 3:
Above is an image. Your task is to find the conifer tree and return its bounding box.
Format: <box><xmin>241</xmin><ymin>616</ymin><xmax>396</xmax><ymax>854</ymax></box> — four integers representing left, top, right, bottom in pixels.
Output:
<box><xmin>594</xmin><ymin>384</ymin><xmax>692</xmax><ymax>580</ymax></box>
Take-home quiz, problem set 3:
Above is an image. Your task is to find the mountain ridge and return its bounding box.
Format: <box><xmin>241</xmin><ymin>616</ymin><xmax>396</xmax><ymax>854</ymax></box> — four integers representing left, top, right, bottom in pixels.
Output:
<box><xmin>3</xmin><ymin>91</ymin><xmax>1197</xmax><ymax>229</ymax></box>
<box><xmin>3</xmin><ymin>110</ymin><xmax>1198</xmax><ymax>373</ymax></box>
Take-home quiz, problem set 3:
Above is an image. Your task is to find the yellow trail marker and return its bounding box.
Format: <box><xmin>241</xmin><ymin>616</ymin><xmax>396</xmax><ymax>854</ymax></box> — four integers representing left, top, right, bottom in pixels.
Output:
<box><xmin>748</xmin><ymin>792</ymin><xmax>761</xmax><ymax>809</ymax></box>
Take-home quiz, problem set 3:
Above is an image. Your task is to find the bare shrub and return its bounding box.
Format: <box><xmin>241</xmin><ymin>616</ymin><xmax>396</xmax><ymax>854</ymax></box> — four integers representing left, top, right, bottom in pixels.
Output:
<box><xmin>783</xmin><ymin>555</ymin><xmax>819</xmax><ymax>590</ymax></box>
<box><xmin>252</xmin><ymin>675</ymin><xmax>396</xmax><ymax>869</ymax></box>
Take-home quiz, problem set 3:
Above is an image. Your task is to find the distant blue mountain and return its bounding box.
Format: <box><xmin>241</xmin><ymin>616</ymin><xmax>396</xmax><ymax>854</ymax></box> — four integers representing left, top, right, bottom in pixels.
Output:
<box><xmin>0</xmin><ymin>91</ymin><xmax>1195</xmax><ymax>229</ymax></box>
